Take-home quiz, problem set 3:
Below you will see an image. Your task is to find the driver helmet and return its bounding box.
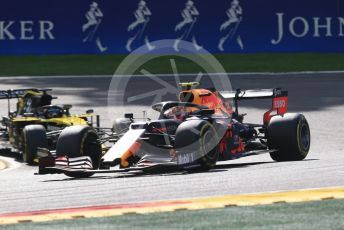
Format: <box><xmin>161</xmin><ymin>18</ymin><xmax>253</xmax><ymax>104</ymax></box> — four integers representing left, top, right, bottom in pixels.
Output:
<box><xmin>164</xmin><ymin>106</ymin><xmax>186</xmax><ymax>121</ymax></box>
<box><xmin>44</xmin><ymin>106</ymin><xmax>62</xmax><ymax>119</ymax></box>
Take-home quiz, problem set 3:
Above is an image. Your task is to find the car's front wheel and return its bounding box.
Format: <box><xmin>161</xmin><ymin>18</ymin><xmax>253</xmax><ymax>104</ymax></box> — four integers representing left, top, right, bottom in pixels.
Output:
<box><xmin>175</xmin><ymin>119</ymin><xmax>220</xmax><ymax>171</ymax></box>
<box><xmin>22</xmin><ymin>125</ymin><xmax>48</xmax><ymax>164</ymax></box>
<box><xmin>56</xmin><ymin>125</ymin><xmax>102</xmax><ymax>178</ymax></box>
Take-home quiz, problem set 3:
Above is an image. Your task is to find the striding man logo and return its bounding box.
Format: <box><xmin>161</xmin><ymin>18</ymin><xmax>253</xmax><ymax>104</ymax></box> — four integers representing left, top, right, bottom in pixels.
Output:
<box><xmin>218</xmin><ymin>0</ymin><xmax>244</xmax><ymax>51</ymax></box>
<box><xmin>126</xmin><ymin>0</ymin><xmax>155</xmax><ymax>52</ymax></box>
<box><xmin>82</xmin><ymin>1</ymin><xmax>108</xmax><ymax>53</ymax></box>
<box><xmin>174</xmin><ymin>0</ymin><xmax>203</xmax><ymax>52</ymax></box>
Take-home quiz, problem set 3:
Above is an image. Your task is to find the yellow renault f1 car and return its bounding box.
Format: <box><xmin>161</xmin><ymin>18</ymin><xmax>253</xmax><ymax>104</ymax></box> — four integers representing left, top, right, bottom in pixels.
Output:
<box><xmin>0</xmin><ymin>88</ymin><xmax>99</xmax><ymax>164</ymax></box>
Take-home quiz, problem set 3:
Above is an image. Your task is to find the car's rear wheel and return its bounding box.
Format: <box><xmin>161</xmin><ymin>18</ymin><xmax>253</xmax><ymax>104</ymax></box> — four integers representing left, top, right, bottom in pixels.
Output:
<box><xmin>268</xmin><ymin>113</ymin><xmax>310</xmax><ymax>161</ymax></box>
<box><xmin>22</xmin><ymin>125</ymin><xmax>48</xmax><ymax>164</ymax></box>
<box><xmin>56</xmin><ymin>125</ymin><xmax>102</xmax><ymax>178</ymax></box>
<box><xmin>175</xmin><ymin>119</ymin><xmax>220</xmax><ymax>171</ymax></box>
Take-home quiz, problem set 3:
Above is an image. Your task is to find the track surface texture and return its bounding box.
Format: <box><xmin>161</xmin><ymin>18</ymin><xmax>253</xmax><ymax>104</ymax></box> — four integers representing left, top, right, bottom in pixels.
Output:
<box><xmin>0</xmin><ymin>73</ymin><xmax>344</xmax><ymax>214</ymax></box>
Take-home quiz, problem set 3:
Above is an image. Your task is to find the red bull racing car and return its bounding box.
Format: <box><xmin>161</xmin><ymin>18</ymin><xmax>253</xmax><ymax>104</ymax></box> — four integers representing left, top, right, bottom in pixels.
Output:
<box><xmin>38</xmin><ymin>82</ymin><xmax>310</xmax><ymax>178</ymax></box>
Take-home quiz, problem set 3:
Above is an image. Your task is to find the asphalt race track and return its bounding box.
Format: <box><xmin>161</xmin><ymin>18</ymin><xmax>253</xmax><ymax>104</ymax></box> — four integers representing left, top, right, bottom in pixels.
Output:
<box><xmin>0</xmin><ymin>73</ymin><xmax>344</xmax><ymax>214</ymax></box>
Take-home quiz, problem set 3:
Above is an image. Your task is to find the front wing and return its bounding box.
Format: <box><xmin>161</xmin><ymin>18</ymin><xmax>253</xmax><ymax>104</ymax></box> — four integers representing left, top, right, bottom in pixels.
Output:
<box><xmin>37</xmin><ymin>149</ymin><xmax>275</xmax><ymax>176</ymax></box>
<box><xmin>37</xmin><ymin>155</ymin><xmax>178</xmax><ymax>175</ymax></box>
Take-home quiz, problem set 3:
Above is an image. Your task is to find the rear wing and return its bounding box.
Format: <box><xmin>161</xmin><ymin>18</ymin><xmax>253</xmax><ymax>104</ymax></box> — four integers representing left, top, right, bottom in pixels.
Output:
<box><xmin>219</xmin><ymin>88</ymin><xmax>288</xmax><ymax>100</ymax></box>
<box><xmin>219</xmin><ymin>88</ymin><xmax>288</xmax><ymax>125</ymax></box>
<box><xmin>0</xmin><ymin>89</ymin><xmax>52</xmax><ymax>100</ymax></box>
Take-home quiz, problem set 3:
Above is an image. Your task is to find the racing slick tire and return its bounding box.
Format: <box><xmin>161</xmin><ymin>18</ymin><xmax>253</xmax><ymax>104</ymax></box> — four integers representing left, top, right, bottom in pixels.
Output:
<box><xmin>56</xmin><ymin>125</ymin><xmax>102</xmax><ymax>178</ymax></box>
<box><xmin>112</xmin><ymin>118</ymin><xmax>132</xmax><ymax>135</ymax></box>
<box><xmin>267</xmin><ymin>113</ymin><xmax>310</xmax><ymax>161</ymax></box>
<box><xmin>22</xmin><ymin>125</ymin><xmax>48</xmax><ymax>164</ymax></box>
<box><xmin>175</xmin><ymin>119</ymin><xmax>220</xmax><ymax>171</ymax></box>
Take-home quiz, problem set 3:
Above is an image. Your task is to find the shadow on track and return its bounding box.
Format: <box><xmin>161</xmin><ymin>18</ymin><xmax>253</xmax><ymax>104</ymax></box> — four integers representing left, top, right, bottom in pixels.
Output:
<box><xmin>39</xmin><ymin>161</ymin><xmax>280</xmax><ymax>182</ymax></box>
<box><xmin>40</xmin><ymin>158</ymin><xmax>319</xmax><ymax>182</ymax></box>
<box><xmin>0</xmin><ymin>149</ymin><xmax>23</xmax><ymax>164</ymax></box>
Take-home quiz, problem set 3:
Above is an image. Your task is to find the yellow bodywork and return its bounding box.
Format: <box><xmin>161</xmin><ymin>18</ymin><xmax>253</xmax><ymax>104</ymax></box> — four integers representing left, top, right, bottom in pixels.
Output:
<box><xmin>12</xmin><ymin>89</ymin><xmax>92</xmax><ymax>126</ymax></box>
<box><xmin>11</xmin><ymin>114</ymin><xmax>90</xmax><ymax>126</ymax></box>
<box><xmin>41</xmin><ymin>115</ymin><xmax>88</xmax><ymax>126</ymax></box>
<box><xmin>5</xmin><ymin>89</ymin><xmax>96</xmax><ymax>151</ymax></box>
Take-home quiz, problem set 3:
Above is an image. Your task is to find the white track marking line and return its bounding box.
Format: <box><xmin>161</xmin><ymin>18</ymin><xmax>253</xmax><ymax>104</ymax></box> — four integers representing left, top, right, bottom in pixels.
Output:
<box><xmin>0</xmin><ymin>70</ymin><xmax>344</xmax><ymax>80</ymax></box>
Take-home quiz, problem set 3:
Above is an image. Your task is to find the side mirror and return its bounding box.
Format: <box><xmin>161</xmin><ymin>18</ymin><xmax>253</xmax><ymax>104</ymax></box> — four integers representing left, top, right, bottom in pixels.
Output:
<box><xmin>2</xmin><ymin>116</ymin><xmax>10</xmax><ymax>126</ymax></box>
<box><xmin>86</xmin><ymin>109</ymin><xmax>94</xmax><ymax>114</ymax></box>
<box><xmin>125</xmin><ymin>113</ymin><xmax>134</xmax><ymax>119</ymax></box>
<box><xmin>9</xmin><ymin>111</ymin><xmax>16</xmax><ymax>118</ymax></box>
<box><xmin>63</xmin><ymin>104</ymin><xmax>73</xmax><ymax>110</ymax></box>
<box><xmin>152</xmin><ymin>103</ymin><xmax>163</xmax><ymax>112</ymax></box>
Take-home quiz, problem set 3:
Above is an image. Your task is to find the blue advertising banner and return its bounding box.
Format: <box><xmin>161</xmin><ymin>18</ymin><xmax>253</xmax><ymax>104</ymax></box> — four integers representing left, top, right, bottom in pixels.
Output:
<box><xmin>0</xmin><ymin>0</ymin><xmax>343</xmax><ymax>55</ymax></box>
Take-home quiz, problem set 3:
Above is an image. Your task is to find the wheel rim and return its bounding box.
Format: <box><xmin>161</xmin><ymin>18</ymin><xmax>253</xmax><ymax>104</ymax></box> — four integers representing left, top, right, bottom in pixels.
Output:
<box><xmin>300</xmin><ymin>123</ymin><xmax>310</xmax><ymax>150</ymax></box>
<box><xmin>201</xmin><ymin>129</ymin><xmax>217</xmax><ymax>160</ymax></box>
<box><xmin>22</xmin><ymin>132</ymin><xmax>28</xmax><ymax>162</ymax></box>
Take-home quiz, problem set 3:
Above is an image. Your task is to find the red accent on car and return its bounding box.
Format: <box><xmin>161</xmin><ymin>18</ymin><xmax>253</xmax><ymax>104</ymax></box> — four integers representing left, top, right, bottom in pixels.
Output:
<box><xmin>263</xmin><ymin>96</ymin><xmax>288</xmax><ymax>125</ymax></box>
